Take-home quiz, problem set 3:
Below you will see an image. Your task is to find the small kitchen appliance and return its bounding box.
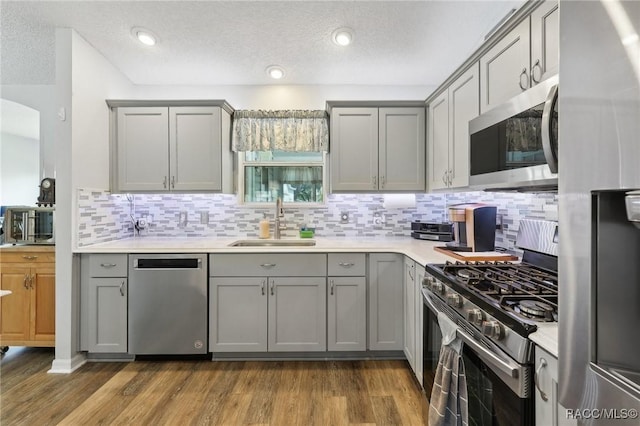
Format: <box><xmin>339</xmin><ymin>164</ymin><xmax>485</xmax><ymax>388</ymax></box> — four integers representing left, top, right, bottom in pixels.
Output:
<box><xmin>3</xmin><ymin>206</ymin><xmax>55</xmax><ymax>245</ymax></box>
<box><xmin>423</xmin><ymin>219</ymin><xmax>559</xmax><ymax>426</ymax></box>
<box><xmin>444</xmin><ymin>203</ymin><xmax>497</xmax><ymax>252</ymax></box>
<box><xmin>410</xmin><ymin>221</ymin><xmax>453</xmax><ymax>242</ymax></box>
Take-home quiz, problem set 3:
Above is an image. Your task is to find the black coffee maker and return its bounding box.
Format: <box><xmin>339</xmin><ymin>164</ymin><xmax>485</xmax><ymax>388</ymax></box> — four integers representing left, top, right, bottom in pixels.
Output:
<box><xmin>445</xmin><ymin>203</ymin><xmax>497</xmax><ymax>252</ymax></box>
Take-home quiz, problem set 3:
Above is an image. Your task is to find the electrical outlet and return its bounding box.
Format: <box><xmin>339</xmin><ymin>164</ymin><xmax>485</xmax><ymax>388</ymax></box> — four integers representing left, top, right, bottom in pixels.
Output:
<box><xmin>372</xmin><ymin>211</ymin><xmax>385</xmax><ymax>227</ymax></box>
<box><xmin>340</xmin><ymin>211</ymin><xmax>349</xmax><ymax>224</ymax></box>
<box><xmin>200</xmin><ymin>211</ymin><xmax>209</xmax><ymax>224</ymax></box>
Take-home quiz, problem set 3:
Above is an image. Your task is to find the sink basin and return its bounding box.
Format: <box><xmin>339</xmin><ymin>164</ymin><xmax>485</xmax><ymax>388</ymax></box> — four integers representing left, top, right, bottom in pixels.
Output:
<box><xmin>229</xmin><ymin>239</ymin><xmax>316</xmax><ymax>247</ymax></box>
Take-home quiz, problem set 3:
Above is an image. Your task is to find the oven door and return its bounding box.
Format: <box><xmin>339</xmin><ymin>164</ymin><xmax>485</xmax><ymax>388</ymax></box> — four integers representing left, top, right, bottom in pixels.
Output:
<box><xmin>423</xmin><ymin>288</ymin><xmax>534</xmax><ymax>426</ymax></box>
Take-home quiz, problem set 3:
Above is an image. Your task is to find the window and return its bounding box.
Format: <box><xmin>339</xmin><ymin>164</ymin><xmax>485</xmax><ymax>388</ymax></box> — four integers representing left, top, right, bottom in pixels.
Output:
<box><xmin>239</xmin><ymin>150</ymin><xmax>325</xmax><ymax>205</ymax></box>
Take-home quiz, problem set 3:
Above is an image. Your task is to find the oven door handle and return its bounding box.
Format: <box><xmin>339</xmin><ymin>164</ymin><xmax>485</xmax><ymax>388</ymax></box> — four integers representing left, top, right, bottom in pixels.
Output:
<box><xmin>456</xmin><ymin>329</ymin><xmax>519</xmax><ymax>379</ymax></box>
<box><xmin>423</xmin><ymin>289</ymin><xmax>519</xmax><ymax>379</ymax></box>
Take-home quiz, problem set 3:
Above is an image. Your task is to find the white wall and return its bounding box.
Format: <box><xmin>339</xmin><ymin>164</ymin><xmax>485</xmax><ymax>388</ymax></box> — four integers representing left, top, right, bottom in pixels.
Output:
<box><xmin>133</xmin><ymin>84</ymin><xmax>435</xmax><ymax>110</ymax></box>
<box><xmin>0</xmin><ymin>133</ymin><xmax>40</xmax><ymax>205</ymax></box>
<box><xmin>1</xmin><ymin>85</ymin><xmax>56</xmax><ymax>178</ymax></box>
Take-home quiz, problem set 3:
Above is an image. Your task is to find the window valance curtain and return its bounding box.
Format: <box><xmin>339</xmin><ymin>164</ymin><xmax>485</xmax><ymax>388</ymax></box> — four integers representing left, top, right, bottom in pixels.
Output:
<box><xmin>232</xmin><ymin>110</ymin><xmax>329</xmax><ymax>152</ymax></box>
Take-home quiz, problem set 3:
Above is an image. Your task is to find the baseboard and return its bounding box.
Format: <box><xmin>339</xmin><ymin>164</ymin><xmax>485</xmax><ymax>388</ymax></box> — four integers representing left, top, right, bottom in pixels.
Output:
<box><xmin>48</xmin><ymin>353</ymin><xmax>87</xmax><ymax>374</ymax></box>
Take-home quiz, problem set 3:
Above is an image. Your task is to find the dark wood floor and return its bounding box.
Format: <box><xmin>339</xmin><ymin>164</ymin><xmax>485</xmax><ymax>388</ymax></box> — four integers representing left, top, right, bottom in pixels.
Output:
<box><xmin>1</xmin><ymin>347</ymin><xmax>429</xmax><ymax>425</ymax></box>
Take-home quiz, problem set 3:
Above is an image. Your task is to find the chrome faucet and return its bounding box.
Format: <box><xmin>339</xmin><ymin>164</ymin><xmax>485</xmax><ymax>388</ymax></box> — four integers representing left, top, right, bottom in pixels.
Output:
<box><xmin>274</xmin><ymin>197</ymin><xmax>286</xmax><ymax>239</ymax></box>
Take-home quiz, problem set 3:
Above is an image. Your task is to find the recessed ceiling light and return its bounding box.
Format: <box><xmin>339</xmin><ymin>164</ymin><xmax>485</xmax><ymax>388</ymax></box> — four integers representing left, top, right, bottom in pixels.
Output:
<box><xmin>266</xmin><ymin>65</ymin><xmax>285</xmax><ymax>80</ymax></box>
<box><xmin>131</xmin><ymin>27</ymin><xmax>157</xmax><ymax>46</ymax></box>
<box><xmin>332</xmin><ymin>28</ymin><xmax>354</xmax><ymax>46</ymax></box>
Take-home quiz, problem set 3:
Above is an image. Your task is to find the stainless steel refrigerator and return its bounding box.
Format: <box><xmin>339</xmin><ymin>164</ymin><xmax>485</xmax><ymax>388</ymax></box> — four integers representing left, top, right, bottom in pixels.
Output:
<box><xmin>559</xmin><ymin>1</ymin><xmax>640</xmax><ymax>424</ymax></box>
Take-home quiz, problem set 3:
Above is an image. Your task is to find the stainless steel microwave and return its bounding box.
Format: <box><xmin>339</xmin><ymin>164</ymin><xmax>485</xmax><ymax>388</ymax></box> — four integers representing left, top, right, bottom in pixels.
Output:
<box><xmin>469</xmin><ymin>76</ymin><xmax>558</xmax><ymax>191</ymax></box>
<box><xmin>3</xmin><ymin>206</ymin><xmax>55</xmax><ymax>245</ymax></box>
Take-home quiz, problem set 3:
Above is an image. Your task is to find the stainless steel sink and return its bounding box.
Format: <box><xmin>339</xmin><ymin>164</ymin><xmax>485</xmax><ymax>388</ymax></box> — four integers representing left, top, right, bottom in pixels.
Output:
<box><xmin>228</xmin><ymin>239</ymin><xmax>316</xmax><ymax>247</ymax></box>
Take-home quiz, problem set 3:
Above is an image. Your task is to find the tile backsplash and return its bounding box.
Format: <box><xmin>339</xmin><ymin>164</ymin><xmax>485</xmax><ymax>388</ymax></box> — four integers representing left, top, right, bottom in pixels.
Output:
<box><xmin>76</xmin><ymin>188</ymin><xmax>558</xmax><ymax>252</ymax></box>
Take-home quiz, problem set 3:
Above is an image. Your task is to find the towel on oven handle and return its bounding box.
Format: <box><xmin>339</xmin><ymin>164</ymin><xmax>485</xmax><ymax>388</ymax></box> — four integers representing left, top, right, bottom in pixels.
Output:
<box><xmin>428</xmin><ymin>312</ymin><xmax>468</xmax><ymax>426</ymax></box>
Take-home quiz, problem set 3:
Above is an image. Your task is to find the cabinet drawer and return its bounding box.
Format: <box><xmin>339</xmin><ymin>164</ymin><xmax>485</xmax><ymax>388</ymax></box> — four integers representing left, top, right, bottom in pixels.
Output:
<box><xmin>1</xmin><ymin>251</ymin><xmax>55</xmax><ymax>264</ymax></box>
<box><xmin>210</xmin><ymin>254</ymin><xmax>326</xmax><ymax>277</ymax></box>
<box><xmin>88</xmin><ymin>254</ymin><xmax>128</xmax><ymax>277</ymax></box>
<box><xmin>328</xmin><ymin>253</ymin><xmax>366</xmax><ymax>276</ymax></box>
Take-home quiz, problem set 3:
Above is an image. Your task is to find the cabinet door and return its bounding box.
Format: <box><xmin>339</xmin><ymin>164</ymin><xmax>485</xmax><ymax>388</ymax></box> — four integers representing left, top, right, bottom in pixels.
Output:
<box><xmin>30</xmin><ymin>264</ymin><xmax>55</xmax><ymax>343</ymax></box>
<box><xmin>379</xmin><ymin>107</ymin><xmax>425</xmax><ymax>191</ymax></box>
<box><xmin>530</xmin><ymin>0</ymin><xmax>559</xmax><ymax>84</ymax></box>
<box><xmin>210</xmin><ymin>277</ymin><xmax>267</xmax><ymax>352</ymax></box>
<box><xmin>116</xmin><ymin>107</ymin><xmax>170</xmax><ymax>192</ymax></box>
<box><xmin>0</xmin><ymin>266</ymin><xmax>31</xmax><ymax>342</ymax></box>
<box><xmin>330</xmin><ymin>108</ymin><xmax>379</xmax><ymax>191</ymax></box>
<box><xmin>480</xmin><ymin>18</ymin><xmax>531</xmax><ymax>113</ymax></box>
<box><xmin>87</xmin><ymin>278</ymin><xmax>127</xmax><ymax>353</ymax></box>
<box><xmin>448</xmin><ymin>63</ymin><xmax>479</xmax><ymax>189</ymax></box>
<box><xmin>427</xmin><ymin>91</ymin><xmax>450</xmax><ymax>190</ymax></box>
<box><xmin>169</xmin><ymin>107</ymin><xmax>222</xmax><ymax>191</ymax></box>
<box><xmin>268</xmin><ymin>277</ymin><xmax>326</xmax><ymax>352</ymax></box>
<box><xmin>327</xmin><ymin>276</ymin><xmax>366</xmax><ymax>351</ymax></box>
<box><xmin>415</xmin><ymin>267</ymin><xmax>425</xmax><ymax>387</ymax></box>
<box><xmin>403</xmin><ymin>258</ymin><xmax>416</xmax><ymax>372</ymax></box>
<box><xmin>368</xmin><ymin>253</ymin><xmax>404</xmax><ymax>351</ymax></box>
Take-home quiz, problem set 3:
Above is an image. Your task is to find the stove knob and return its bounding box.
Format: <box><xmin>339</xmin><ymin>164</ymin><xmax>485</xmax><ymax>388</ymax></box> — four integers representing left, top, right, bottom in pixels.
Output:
<box><xmin>447</xmin><ymin>293</ymin><xmax>463</xmax><ymax>308</ymax></box>
<box><xmin>431</xmin><ymin>281</ymin><xmax>445</xmax><ymax>295</ymax></box>
<box><xmin>422</xmin><ymin>276</ymin><xmax>434</xmax><ymax>288</ymax></box>
<box><xmin>482</xmin><ymin>320</ymin><xmax>505</xmax><ymax>340</ymax></box>
<box><xmin>466</xmin><ymin>309</ymin><xmax>484</xmax><ymax>325</ymax></box>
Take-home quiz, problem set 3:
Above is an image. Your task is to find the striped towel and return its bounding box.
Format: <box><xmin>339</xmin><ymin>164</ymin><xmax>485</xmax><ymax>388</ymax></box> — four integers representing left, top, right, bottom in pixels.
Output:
<box><xmin>428</xmin><ymin>313</ymin><xmax>468</xmax><ymax>426</ymax></box>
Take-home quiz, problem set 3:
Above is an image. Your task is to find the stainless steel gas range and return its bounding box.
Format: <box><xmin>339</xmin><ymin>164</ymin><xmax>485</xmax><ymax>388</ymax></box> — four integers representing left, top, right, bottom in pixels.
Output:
<box><xmin>422</xmin><ymin>219</ymin><xmax>558</xmax><ymax>426</ymax></box>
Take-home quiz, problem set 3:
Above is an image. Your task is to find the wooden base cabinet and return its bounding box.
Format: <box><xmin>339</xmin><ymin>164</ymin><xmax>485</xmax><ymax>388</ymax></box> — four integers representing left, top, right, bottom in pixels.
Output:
<box><xmin>0</xmin><ymin>249</ymin><xmax>55</xmax><ymax>347</ymax></box>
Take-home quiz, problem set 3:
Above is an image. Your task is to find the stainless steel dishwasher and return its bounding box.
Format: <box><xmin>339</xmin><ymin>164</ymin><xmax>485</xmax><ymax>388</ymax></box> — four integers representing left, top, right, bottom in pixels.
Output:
<box><xmin>128</xmin><ymin>253</ymin><xmax>207</xmax><ymax>355</ymax></box>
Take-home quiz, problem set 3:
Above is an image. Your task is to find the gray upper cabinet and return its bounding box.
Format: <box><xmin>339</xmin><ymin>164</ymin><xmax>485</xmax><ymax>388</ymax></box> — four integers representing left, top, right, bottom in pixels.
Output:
<box><xmin>368</xmin><ymin>253</ymin><xmax>404</xmax><ymax>351</ymax></box>
<box><xmin>428</xmin><ymin>64</ymin><xmax>479</xmax><ymax>190</ymax></box>
<box><xmin>480</xmin><ymin>0</ymin><xmax>558</xmax><ymax>113</ymax></box>
<box><xmin>109</xmin><ymin>101</ymin><xmax>234</xmax><ymax>193</ymax></box>
<box><xmin>530</xmin><ymin>0</ymin><xmax>559</xmax><ymax>84</ymax></box>
<box><xmin>329</xmin><ymin>104</ymin><xmax>425</xmax><ymax>192</ymax></box>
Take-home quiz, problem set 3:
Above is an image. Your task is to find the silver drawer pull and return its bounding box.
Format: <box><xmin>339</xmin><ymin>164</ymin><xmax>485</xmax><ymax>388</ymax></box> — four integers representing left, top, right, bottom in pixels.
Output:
<box><xmin>22</xmin><ymin>255</ymin><xmax>38</xmax><ymax>260</ymax></box>
<box><xmin>330</xmin><ymin>279</ymin><xmax>335</xmax><ymax>295</ymax></box>
<box><xmin>535</xmin><ymin>358</ymin><xmax>549</xmax><ymax>401</ymax></box>
<box><xmin>339</xmin><ymin>262</ymin><xmax>354</xmax><ymax>268</ymax></box>
<box><xmin>100</xmin><ymin>263</ymin><xmax>117</xmax><ymax>268</ymax></box>
<box><xmin>119</xmin><ymin>281</ymin><xmax>126</xmax><ymax>297</ymax></box>
<box><xmin>260</xmin><ymin>263</ymin><xmax>276</xmax><ymax>268</ymax></box>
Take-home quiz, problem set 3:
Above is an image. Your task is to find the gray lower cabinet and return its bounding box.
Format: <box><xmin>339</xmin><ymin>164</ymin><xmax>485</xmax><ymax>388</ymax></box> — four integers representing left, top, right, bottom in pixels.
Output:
<box><xmin>209</xmin><ymin>253</ymin><xmax>327</xmax><ymax>353</ymax></box>
<box><xmin>327</xmin><ymin>253</ymin><xmax>367</xmax><ymax>351</ymax></box>
<box><xmin>403</xmin><ymin>257</ymin><xmax>416</xmax><ymax>371</ymax></box>
<box><xmin>80</xmin><ymin>254</ymin><xmax>128</xmax><ymax>353</ymax></box>
<box><xmin>415</xmin><ymin>266</ymin><xmax>425</xmax><ymax>387</ymax></box>
<box><xmin>368</xmin><ymin>253</ymin><xmax>404</xmax><ymax>350</ymax></box>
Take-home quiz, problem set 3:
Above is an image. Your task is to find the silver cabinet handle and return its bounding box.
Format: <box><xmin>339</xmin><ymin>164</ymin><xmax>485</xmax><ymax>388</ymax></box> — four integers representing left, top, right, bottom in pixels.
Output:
<box><xmin>339</xmin><ymin>262</ymin><xmax>354</xmax><ymax>268</ymax></box>
<box><xmin>171</xmin><ymin>176</ymin><xmax>175</xmax><ymax>189</ymax></box>
<box><xmin>408</xmin><ymin>269</ymin><xmax>414</xmax><ymax>281</ymax></box>
<box><xmin>330</xmin><ymin>279</ymin><xmax>335</xmax><ymax>296</ymax></box>
<box><xmin>119</xmin><ymin>280</ymin><xmax>126</xmax><ymax>297</ymax></box>
<box><xmin>442</xmin><ymin>172</ymin><xmax>448</xmax><ymax>185</ymax></box>
<box><xmin>519</xmin><ymin>67</ymin><xmax>529</xmax><ymax>90</ymax></box>
<box><xmin>372</xmin><ymin>175</ymin><xmax>377</xmax><ymax>188</ymax></box>
<box><xmin>381</xmin><ymin>176</ymin><xmax>386</xmax><ymax>188</ymax></box>
<box><xmin>535</xmin><ymin>357</ymin><xmax>549</xmax><ymax>401</ymax></box>
<box><xmin>448</xmin><ymin>170</ymin><xmax>453</xmax><ymax>186</ymax></box>
<box><xmin>22</xmin><ymin>255</ymin><xmax>38</xmax><ymax>260</ymax></box>
<box><xmin>100</xmin><ymin>263</ymin><xmax>117</xmax><ymax>268</ymax></box>
<box><xmin>163</xmin><ymin>176</ymin><xmax>167</xmax><ymax>189</ymax></box>
<box><xmin>30</xmin><ymin>274</ymin><xmax>35</xmax><ymax>289</ymax></box>
<box><xmin>261</xmin><ymin>280</ymin><xmax>266</xmax><ymax>296</ymax></box>
<box><xmin>260</xmin><ymin>263</ymin><xmax>276</xmax><ymax>269</ymax></box>
<box><xmin>270</xmin><ymin>280</ymin><xmax>274</xmax><ymax>296</ymax></box>
<box><xmin>531</xmin><ymin>59</ymin><xmax>542</xmax><ymax>84</ymax></box>
<box><xmin>23</xmin><ymin>274</ymin><xmax>29</xmax><ymax>289</ymax></box>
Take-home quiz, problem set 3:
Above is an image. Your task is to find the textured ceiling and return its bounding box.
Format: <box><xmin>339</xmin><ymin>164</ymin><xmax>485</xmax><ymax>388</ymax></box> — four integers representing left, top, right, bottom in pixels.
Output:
<box><xmin>1</xmin><ymin>0</ymin><xmax>525</xmax><ymax>87</ymax></box>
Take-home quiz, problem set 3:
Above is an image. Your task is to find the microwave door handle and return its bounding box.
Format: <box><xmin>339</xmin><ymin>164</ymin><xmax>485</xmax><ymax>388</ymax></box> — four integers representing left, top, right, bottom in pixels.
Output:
<box><xmin>541</xmin><ymin>84</ymin><xmax>558</xmax><ymax>174</ymax></box>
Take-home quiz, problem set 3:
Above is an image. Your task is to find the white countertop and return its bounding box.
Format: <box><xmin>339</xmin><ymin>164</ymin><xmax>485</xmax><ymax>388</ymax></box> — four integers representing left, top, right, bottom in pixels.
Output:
<box><xmin>529</xmin><ymin>323</ymin><xmax>558</xmax><ymax>357</ymax></box>
<box><xmin>74</xmin><ymin>236</ymin><xmax>455</xmax><ymax>267</ymax></box>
